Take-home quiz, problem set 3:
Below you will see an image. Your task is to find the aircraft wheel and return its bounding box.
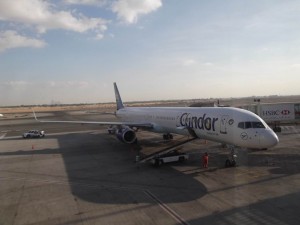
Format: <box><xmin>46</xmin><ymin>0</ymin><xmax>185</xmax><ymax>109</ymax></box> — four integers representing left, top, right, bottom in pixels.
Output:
<box><xmin>225</xmin><ymin>159</ymin><xmax>231</xmax><ymax>167</ymax></box>
<box><xmin>163</xmin><ymin>134</ymin><xmax>168</xmax><ymax>140</ymax></box>
<box><xmin>225</xmin><ymin>159</ymin><xmax>236</xmax><ymax>167</ymax></box>
<box><xmin>163</xmin><ymin>133</ymin><xmax>173</xmax><ymax>140</ymax></box>
<box><xmin>154</xmin><ymin>159</ymin><xmax>163</xmax><ymax>167</ymax></box>
<box><xmin>231</xmin><ymin>160</ymin><xmax>236</xmax><ymax>167</ymax></box>
<box><xmin>179</xmin><ymin>156</ymin><xmax>185</xmax><ymax>162</ymax></box>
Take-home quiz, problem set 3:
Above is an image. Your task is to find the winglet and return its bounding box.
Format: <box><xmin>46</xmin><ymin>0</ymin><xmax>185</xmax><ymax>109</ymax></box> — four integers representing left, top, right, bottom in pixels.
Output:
<box><xmin>114</xmin><ymin>82</ymin><xmax>124</xmax><ymax>110</ymax></box>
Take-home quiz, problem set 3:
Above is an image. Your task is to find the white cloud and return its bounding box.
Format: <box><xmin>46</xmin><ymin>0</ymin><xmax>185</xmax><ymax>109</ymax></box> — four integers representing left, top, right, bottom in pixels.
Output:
<box><xmin>203</xmin><ymin>62</ymin><xmax>213</xmax><ymax>66</ymax></box>
<box><xmin>64</xmin><ymin>0</ymin><xmax>108</xmax><ymax>6</ymax></box>
<box><xmin>0</xmin><ymin>0</ymin><xmax>165</xmax><ymax>53</ymax></box>
<box><xmin>0</xmin><ymin>80</ymin><xmax>91</xmax><ymax>93</ymax></box>
<box><xmin>112</xmin><ymin>0</ymin><xmax>162</xmax><ymax>24</ymax></box>
<box><xmin>182</xmin><ymin>59</ymin><xmax>196</xmax><ymax>66</ymax></box>
<box><xmin>290</xmin><ymin>63</ymin><xmax>300</xmax><ymax>68</ymax></box>
<box><xmin>0</xmin><ymin>0</ymin><xmax>108</xmax><ymax>34</ymax></box>
<box><xmin>94</xmin><ymin>33</ymin><xmax>104</xmax><ymax>40</ymax></box>
<box><xmin>1</xmin><ymin>81</ymin><xmax>31</xmax><ymax>87</ymax></box>
<box><xmin>47</xmin><ymin>81</ymin><xmax>90</xmax><ymax>88</ymax></box>
<box><xmin>0</xmin><ymin>30</ymin><xmax>46</xmax><ymax>52</ymax></box>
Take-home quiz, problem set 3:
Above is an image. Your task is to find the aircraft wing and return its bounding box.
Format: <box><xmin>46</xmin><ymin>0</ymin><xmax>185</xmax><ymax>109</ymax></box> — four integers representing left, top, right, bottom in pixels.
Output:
<box><xmin>33</xmin><ymin>111</ymin><xmax>153</xmax><ymax>128</ymax></box>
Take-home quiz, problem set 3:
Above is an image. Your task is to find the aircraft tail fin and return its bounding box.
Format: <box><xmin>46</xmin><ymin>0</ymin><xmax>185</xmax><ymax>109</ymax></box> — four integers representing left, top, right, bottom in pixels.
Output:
<box><xmin>114</xmin><ymin>82</ymin><xmax>124</xmax><ymax>110</ymax></box>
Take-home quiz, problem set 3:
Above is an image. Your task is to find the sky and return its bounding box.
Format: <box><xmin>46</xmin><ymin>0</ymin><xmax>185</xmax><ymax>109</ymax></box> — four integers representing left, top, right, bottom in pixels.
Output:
<box><xmin>0</xmin><ymin>0</ymin><xmax>300</xmax><ymax>106</ymax></box>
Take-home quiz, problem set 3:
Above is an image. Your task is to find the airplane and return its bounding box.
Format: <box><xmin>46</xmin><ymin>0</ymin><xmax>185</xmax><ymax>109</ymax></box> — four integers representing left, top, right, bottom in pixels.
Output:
<box><xmin>34</xmin><ymin>83</ymin><xmax>279</xmax><ymax>162</ymax></box>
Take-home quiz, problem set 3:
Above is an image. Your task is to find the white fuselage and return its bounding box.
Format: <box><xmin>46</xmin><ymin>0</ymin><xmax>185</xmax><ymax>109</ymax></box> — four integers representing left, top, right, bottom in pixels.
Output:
<box><xmin>116</xmin><ymin>106</ymin><xmax>279</xmax><ymax>149</ymax></box>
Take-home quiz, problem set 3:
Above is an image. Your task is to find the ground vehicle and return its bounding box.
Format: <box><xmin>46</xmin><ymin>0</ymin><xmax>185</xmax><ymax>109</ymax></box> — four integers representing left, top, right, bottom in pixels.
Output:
<box><xmin>23</xmin><ymin>130</ymin><xmax>45</xmax><ymax>138</ymax></box>
<box><xmin>150</xmin><ymin>150</ymin><xmax>189</xmax><ymax>166</ymax></box>
<box><xmin>107</xmin><ymin>125</ymin><xmax>116</xmax><ymax>134</ymax></box>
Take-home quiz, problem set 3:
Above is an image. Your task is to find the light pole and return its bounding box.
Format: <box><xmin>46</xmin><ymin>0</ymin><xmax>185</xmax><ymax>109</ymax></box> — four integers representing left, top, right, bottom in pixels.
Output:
<box><xmin>254</xmin><ymin>98</ymin><xmax>261</xmax><ymax>116</ymax></box>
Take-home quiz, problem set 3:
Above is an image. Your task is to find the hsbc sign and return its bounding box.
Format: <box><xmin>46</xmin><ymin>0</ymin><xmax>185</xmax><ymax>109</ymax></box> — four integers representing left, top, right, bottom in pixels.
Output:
<box><xmin>262</xmin><ymin>109</ymin><xmax>290</xmax><ymax>116</ymax></box>
<box><xmin>260</xmin><ymin>104</ymin><xmax>295</xmax><ymax>121</ymax></box>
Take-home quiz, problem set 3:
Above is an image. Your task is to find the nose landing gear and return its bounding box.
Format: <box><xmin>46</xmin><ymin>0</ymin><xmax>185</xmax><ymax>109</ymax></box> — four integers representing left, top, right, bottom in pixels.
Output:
<box><xmin>163</xmin><ymin>133</ymin><xmax>173</xmax><ymax>140</ymax></box>
<box><xmin>225</xmin><ymin>147</ymin><xmax>237</xmax><ymax>167</ymax></box>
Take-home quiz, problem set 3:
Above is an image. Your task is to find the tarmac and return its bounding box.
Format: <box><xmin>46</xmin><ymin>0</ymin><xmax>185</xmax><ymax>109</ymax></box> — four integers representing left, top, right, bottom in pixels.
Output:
<box><xmin>0</xmin><ymin>112</ymin><xmax>300</xmax><ymax>225</ymax></box>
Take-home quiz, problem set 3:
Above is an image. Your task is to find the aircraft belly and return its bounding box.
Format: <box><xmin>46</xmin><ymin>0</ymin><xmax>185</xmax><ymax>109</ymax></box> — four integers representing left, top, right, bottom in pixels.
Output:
<box><xmin>195</xmin><ymin>129</ymin><xmax>219</xmax><ymax>142</ymax></box>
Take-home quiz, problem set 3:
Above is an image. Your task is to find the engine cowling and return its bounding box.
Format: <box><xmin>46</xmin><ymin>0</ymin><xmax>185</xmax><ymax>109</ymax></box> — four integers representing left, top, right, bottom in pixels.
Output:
<box><xmin>116</xmin><ymin>127</ymin><xmax>137</xmax><ymax>144</ymax></box>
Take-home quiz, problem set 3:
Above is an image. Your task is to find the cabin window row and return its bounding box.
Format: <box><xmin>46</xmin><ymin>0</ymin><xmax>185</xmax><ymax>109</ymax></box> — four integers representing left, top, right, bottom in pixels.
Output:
<box><xmin>238</xmin><ymin>121</ymin><xmax>265</xmax><ymax>129</ymax></box>
<box><xmin>156</xmin><ymin>116</ymin><xmax>175</xmax><ymax>121</ymax></box>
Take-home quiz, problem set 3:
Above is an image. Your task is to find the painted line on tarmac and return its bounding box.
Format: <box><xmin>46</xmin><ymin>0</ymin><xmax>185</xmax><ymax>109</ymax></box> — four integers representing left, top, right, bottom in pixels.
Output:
<box><xmin>0</xmin><ymin>175</ymin><xmax>189</xmax><ymax>225</ymax></box>
<box><xmin>0</xmin><ymin>133</ymin><xmax>6</xmax><ymax>140</ymax></box>
<box><xmin>281</xmin><ymin>126</ymin><xmax>300</xmax><ymax>138</ymax></box>
<box><xmin>45</xmin><ymin>129</ymin><xmax>104</xmax><ymax>136</ymax></box>
<box><xmin>144</xmin><ymin>190</ymin><xmax>190</xmax><ymax>225</ymax></box>
<box><xmin>0</xmin><ymin>129</ymin><xmax>103</xmax><ymax>140</ymax></box>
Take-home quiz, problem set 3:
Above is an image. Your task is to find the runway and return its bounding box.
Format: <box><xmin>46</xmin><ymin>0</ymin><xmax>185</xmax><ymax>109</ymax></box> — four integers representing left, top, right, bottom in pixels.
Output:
<box><xmin>0</xmin><ymin>112</ymin><xmax>300</xmax><ymax>225</ymax></box>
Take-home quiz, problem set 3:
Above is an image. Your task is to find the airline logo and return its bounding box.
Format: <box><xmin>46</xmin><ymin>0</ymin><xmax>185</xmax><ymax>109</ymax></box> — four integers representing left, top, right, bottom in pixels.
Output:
<box><xmin>281</xmin><ymin>110</ymin><xmax>290</xmax><ymax>115</ymax></box>
<box><xmin>179</xmin><ymin>113</ymin><xmax>218</xmax><ymax>131</ymax></box>
<box><xmin>240</xmin><ymin>132</ymin><xmax>248</xmax><ymax>140</ymax></box>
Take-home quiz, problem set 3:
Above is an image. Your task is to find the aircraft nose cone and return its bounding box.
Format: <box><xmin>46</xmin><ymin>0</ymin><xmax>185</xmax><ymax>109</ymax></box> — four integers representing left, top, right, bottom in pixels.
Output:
<box><xmin>269</xmin><ymin>132</ymin><xmax>279</xmax><ymax>147</ymax></box>
<box><xmin>261</xmin><ymin>130</ymin><xmax>279</xmax><ymax>148</ymax></box>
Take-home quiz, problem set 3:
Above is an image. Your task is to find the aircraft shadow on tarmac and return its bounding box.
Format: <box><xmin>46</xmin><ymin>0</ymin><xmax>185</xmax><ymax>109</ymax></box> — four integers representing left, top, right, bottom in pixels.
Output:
<box><xmin>174</xmin><ymin>191</ymin><xmax>300</xmax><ymax>225</ymax></box>
<box><xmin>1</xmin><ymin>132</ymin><xmax>300</xmax><ymax>206</ymax></box>
<box><xmin>0</xmin><ymin>132</ymin><xmax>206</xmax><ymax>204</ymax></box>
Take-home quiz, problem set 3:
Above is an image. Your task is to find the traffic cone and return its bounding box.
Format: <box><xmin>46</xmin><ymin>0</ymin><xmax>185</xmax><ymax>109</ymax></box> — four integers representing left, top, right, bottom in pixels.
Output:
<box><xmin>32</xmin><ymin>145</ymin><xmax>34</xmax><ymax>149</ymax></box>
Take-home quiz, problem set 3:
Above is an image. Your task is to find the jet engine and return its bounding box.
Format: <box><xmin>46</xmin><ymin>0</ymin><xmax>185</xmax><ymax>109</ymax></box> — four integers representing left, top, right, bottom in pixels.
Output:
<box><xmin>116</xmin><ymin>127</ymin><xmax>137</xmax><ymax>144</ymax></box>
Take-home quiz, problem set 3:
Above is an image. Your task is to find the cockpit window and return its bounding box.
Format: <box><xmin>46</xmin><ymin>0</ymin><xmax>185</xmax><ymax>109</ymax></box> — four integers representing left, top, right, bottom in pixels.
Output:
<box><xmin>238</xmin><ymin>122</ymin><xmax>244</xmax><ymax>129</ymax></box>
<box><xmin>245</xmin><ymin>122</ymin><xmax>252</xmax><ymax>129</ymax></box>
<box><xmin>238</xmin><ymin>121</ymin><xmax>265</xmax><ymax>129</ymax></box>
<box><xmin>252</xmin><ymin>122</ymin><xmax>265</xmax><ymax>128</ymax></box>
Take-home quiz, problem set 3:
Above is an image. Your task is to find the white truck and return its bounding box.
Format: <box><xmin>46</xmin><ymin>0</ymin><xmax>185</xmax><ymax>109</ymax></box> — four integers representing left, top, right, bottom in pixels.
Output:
<box><xmin>23</xmin><ymin>130</ymin><xmax>45</xmax><ymax>138</ymax></box>
<box><xmin>150</xmin><ymin>150</ymin><xmax>189</xmax><ymax>166</ymax></box>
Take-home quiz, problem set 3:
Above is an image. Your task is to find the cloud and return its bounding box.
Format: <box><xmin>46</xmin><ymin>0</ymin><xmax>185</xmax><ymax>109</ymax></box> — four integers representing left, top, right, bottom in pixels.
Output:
<box><xmin>112</xmin><ymin>0</ymin><xmax>162</xmax><ymax>24</ymax></box>
<box><xmin>0</xmin><ymin>30</ymin><xmax>46</xmax><ymax>52</ymax></box>
<box><xmin>47</xmin><ymin>81</ymin><xmax>90</xmax><ymax>89</ymax></box>
<box><xmin>203</xmin><ymin>62</ymin><xmax>213</xmax><ymax>66</ymax></box>
<box><xmin>182</xmin><ymin>59</ymin><xmax>196</xmax><ymax>66</ymax></box>
<box><xmin>290</xmin><ymin>63</ymin><xmax>300</xmax><ymax>68</ymax></box>
<box><xmin>1</xmin><ymin>81</ymin><xmax>31</xmax><ymax>87</ymax></box>
<box><xmin>64</xmin><ymin>0</ymin><xmax>108</xmax><ymax>6</ymax></box>
<box><xmin>0</xmin><ymin>0</ymin><xmax>108</xmax><ymax>34</ymax></box>
<box><xmin>1</xmin><ymin>80</ymin><xmax>91</xmax><ymax>91</ymax></box>
<box><xmin>0</xmin><ymin>0</ymin><xmax>164</xmax><ymax>52</ymax></box>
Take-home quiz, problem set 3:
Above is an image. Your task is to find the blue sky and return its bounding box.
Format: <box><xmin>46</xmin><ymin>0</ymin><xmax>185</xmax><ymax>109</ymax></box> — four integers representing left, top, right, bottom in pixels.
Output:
<box><xmin>0</xmin><ymin>0</ymin><xmax>300</xmax><ymax>106</ymax></box>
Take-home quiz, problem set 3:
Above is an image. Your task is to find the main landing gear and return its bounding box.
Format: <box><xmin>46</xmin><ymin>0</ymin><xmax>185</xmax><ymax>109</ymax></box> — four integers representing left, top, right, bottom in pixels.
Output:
<box><xmin>163</xmin><ymin>133</ymin><xmax>173</xmax><ymax>140</ymax></box>
<box><xmin>225</xmin><ymin>147</ymin><xmax>237</xmax><ymax>167</ymax></box>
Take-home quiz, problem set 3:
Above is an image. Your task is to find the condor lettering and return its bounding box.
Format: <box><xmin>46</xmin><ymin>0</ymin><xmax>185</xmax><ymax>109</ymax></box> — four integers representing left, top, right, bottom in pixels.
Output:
<box><xmin>180</xmin><ymin>113</ymin><xmax>218</xmax><ymax>131</ymax></box>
